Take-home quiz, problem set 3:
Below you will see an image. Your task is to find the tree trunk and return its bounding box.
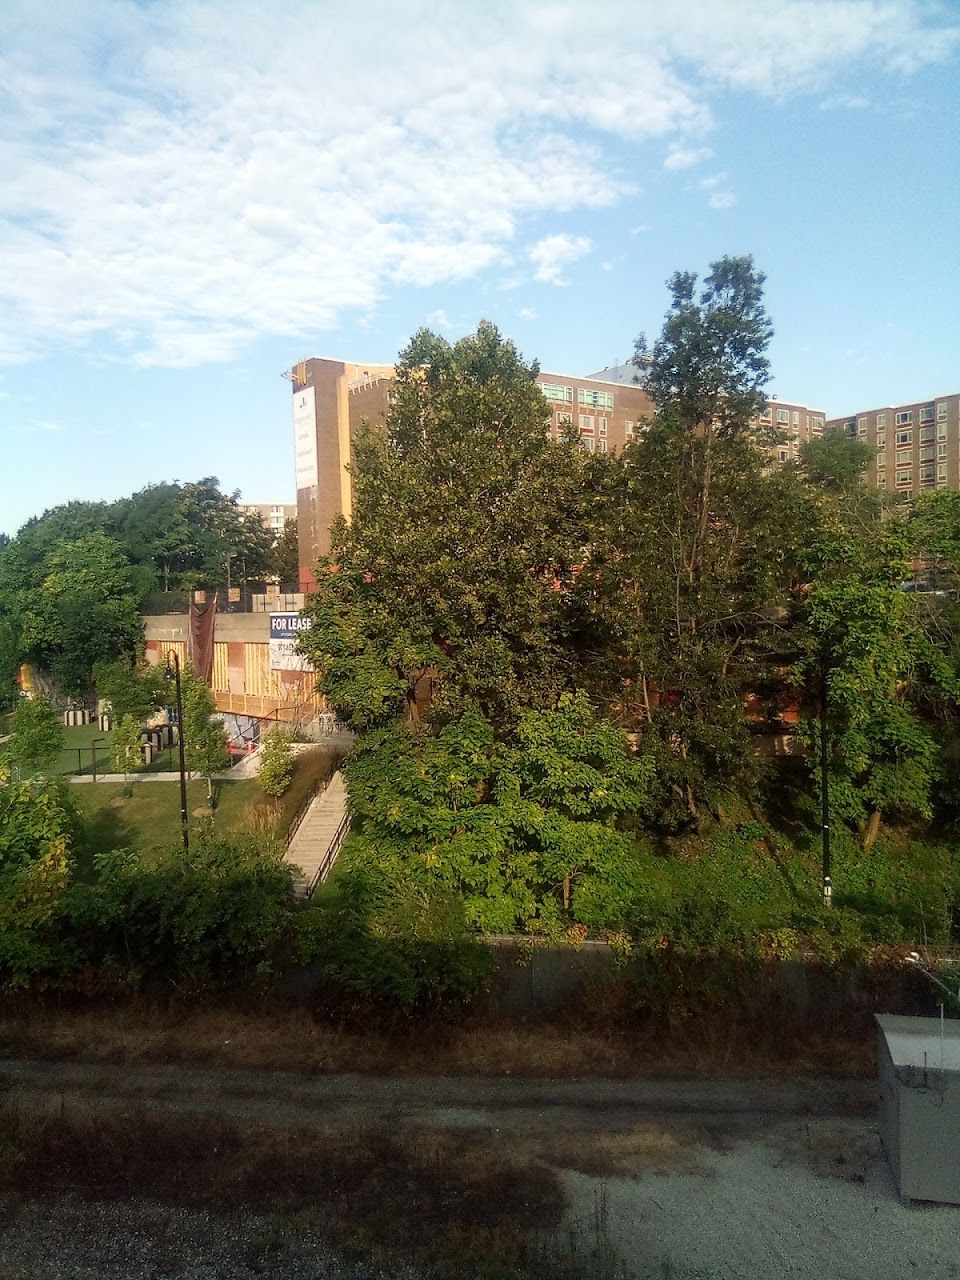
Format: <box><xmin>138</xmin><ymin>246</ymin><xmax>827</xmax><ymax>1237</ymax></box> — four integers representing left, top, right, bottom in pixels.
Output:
<box><xmin>861</xmin><ymin>809</ymin><xmax>882</xmax><ymax>851</ymax></box>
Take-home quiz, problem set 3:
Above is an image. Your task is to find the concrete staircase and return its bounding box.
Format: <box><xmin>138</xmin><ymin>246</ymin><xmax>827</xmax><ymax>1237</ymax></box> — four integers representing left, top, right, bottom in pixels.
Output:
<box><xmin>284</xmin><ymin>771</ymin><xmax>350</xmax><ymax>897</ymax></box>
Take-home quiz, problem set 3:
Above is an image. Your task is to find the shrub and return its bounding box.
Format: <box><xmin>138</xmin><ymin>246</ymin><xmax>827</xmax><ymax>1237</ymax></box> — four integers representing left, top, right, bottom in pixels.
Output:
<box><xmin>258</xmin><ymin>727</ymin><xmax>295</xmax><ymax>799</ymax></box>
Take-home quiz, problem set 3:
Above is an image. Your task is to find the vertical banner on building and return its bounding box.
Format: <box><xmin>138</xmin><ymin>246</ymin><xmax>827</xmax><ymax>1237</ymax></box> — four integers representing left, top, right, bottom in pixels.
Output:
<box><xmin>293</xmin><ymin>386</ymin><xmax>318</xmax><ymax>490</ymax></box>
<box><xmin>269</xmin><ymin>613</ymin><xmax>313</xmax><ymax>671</ymax></box>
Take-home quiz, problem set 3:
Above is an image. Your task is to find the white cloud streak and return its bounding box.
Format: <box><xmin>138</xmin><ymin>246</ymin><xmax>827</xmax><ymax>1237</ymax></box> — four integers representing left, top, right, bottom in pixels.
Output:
<box><xmin>0</xmin><ymin>0</ymin><xmax>954</xmax><ymax>365</ymax></box>
<box><xmin>529</xmin><ymin>234</ymin><xmax>593</xmax><ymax>285</ymax></box>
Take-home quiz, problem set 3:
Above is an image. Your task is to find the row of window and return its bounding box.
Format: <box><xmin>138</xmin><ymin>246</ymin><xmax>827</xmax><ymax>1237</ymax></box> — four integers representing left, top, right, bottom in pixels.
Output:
<box><xmin>759</xmin><ymin>408</ymin><xmax>826</xmax><ymax>431</ymax></box>
<box><xmin>541</xmin><ymin>383</ymin><xmax>616</xmax><ymax>411</ymax></box>
<box><xmin>848</xmin><ymin>403</ymin><xmax>952</xmax><ymax>433</ymax></box>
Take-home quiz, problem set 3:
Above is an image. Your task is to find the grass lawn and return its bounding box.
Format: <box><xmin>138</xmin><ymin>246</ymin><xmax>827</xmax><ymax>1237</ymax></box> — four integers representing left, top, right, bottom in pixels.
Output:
<box><xmin>53</xmin><ymin>722</ymin><xmax>185</xmax><ymax>777</ymax></box>
<box><xmin>71</xmin><ymin>744</ymin><xmax>346</xmax><ymax>861</ymax></box>
<box><xmin>71</xmin><ymin>778</ymin><xmax>264</xmax><ymax>859</ymax></box>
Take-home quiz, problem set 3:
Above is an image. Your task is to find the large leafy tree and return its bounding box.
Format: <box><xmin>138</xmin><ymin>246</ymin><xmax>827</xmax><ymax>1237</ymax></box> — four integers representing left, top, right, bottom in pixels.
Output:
<box><xmin>18</xmin><ymin>533</ymin><xmax>143</xmax><ymax>695</ymax></box>
<box><xmin>342</xmin><ymin>693</ymin><xmax>653</xmax><ymax>933</ymax></box>
<box><xmin>299</xmin><ymin>321</ymin><xmax>595</xmax><ymax>731</ymax></box>
<box><xmin>574</xmin><ymin>257</ymin><xmax>805</xmax><ymax>826</ymax></box>
<box><xmin>791</xmin><ymin>512</ymin><xmax>952</xmax><ymax>849</ymax></box>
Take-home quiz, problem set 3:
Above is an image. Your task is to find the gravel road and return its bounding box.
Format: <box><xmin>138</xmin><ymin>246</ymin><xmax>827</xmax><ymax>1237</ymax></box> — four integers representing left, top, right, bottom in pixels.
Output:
<box><xmin>1</xmin><ymin>1058</ymin><xmax>957</xmax><ymax>1279</ymax></box>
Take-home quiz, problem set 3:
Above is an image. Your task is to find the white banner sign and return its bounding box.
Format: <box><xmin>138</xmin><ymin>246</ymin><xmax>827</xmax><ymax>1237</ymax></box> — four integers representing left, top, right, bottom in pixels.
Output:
<box><xmin>293</xmin><ymin>386</ymin><xmax>318</xmax><ymax>490</ymax></box>
<box><xmin>269</xmin><ymin>612</ymin><xmax>313</xmax><ymax>671</ymax></box>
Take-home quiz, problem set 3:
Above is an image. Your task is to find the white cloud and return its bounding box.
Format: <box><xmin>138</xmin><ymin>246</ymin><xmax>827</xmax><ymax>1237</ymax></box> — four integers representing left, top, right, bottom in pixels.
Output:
<box><xmin>708</xmin><ymin>191</ymin><xmax>738</xmax><ymax>210</ymax></box>
<box><xmin>426</xmin><ymin>308</ymin><xmax>455</xmax><ymax>331</ymax></box>
<box><xmin>0</xmin><ymin>0</ymin><xmax>954</xmax><ymax>365</ymax></box>
<box><xmin>664</xmin><ymin>145</ymin><xmax>714</xmax><ymax>170</ymax></box>
<box><xmin>518</xmin><ymin>307</ymin><xmax>538</xmax><ymax>320</ymax></box>
<box><xmin>529</xmin><ymin>234</ymin><xmax>593</xmax><ymax>286</ymax></box>
<box><xmin>630</xmin><ymin>224</ymin><xmax>652</xmax><ymax>236</ymax></box>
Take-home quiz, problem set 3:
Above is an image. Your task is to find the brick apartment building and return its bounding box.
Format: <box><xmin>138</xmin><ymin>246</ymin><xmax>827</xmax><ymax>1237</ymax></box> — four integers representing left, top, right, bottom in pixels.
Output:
<box><xmin>589</xmin><ymin>363</ymin><xmax>826</xmax><ymax>463</ymax></box>
<box><xmin>284</xmin><ymin>357</ymin><xmax>653</xmax><ymax>590</ymax></box>
<box><xmin>238</xmin><ymin>501</ymin><xmax>297</xmax><ymax>536</ymax></box>
<box><xmin>826</xmin><ymin>393</ymin><xmax>960</xmax><ymax>500</ymax></box>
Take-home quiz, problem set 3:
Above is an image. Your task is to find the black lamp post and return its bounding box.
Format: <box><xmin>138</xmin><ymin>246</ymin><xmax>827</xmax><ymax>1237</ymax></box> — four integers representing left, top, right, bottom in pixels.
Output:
<box><xmin>165</xmin><ymin>650</ymin><xmax>189</xmax><ymax>853</ymax></box>
<box><xmin>819</xmin><ymin>656</ymin><xmax>832</xmax><ymax>908</ymax></box>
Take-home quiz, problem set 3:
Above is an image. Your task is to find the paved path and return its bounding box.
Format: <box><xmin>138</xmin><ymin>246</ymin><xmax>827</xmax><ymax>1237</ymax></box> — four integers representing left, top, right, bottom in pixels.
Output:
<box><xmin>284</xmin><ymin>770</ymin><xmax>349</xmax><ymax>895</ymax></box>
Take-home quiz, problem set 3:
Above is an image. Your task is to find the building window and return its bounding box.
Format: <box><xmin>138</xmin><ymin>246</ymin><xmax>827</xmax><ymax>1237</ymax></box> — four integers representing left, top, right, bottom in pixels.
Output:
<box><xmin>598</xmin><ymin>437</ymin><xmax>608</xmax><ymax>454</ymax></box>
<box><xmin>895</xmin><ymin>410</ymin><xmax>913</xmax><ymax>426</ymax></box>
<box><xmin>920</xmin><ymin>425</ymin><xmax>935</xmax><ymax>443</ymax></box>
<box><xmin>542</xmin><ymin>383</ymin><xmax>573</xmax><ymax>403</ymax></box>
<box><xmin>759</xmin><ymin>407</ymin><xmax>773</xmax><ymax>423</ymax></box>
<box><xmin>896</xmin><ymin>430</ymin><xmax>913</xmax><ymax>446</ymax></box>
<box><xmin>557</xmin><ymin>412</ymin><xmax>572</xmax><ymax>427</ymax></box>
<box><xmin>581</xmin><ymin>436</ymin><xmax>595</xmax><ymax>452</ymax></box>
<box><xmin>920</xmin><ymin>406</ymin><xmax>935</xmax><ymax>424</ymax></box>
<box><xmin>876</xmin><ymin>432</ymin><xmax>886</xmax><ymax>448</ymax></box>
<box><xmin>919</xmin><ymin>465</ymin><xmax>935</xmax><ymax>483</ymax></box>
<box><xmin>877</xmin><ymin>412</ymin><xmax>887</xmax><ymax>429</ymax></box>
<box><xmin>938</xmin><ymin>462</ymin><xmax>948</xmax><ymax>481</ymax></box>
<box><xmin>578</xmin><ymin>389</ymin><xmax>614</xmax><ymax>410</ymax></box>
<box><xmin>579</xmin><ymin>415</ymin><xmax>595</xmax><ymax>434</ymax></box>
<box><xmin>876</xmin><ymin>473</ymin><xmax>886</xmax><ymax>488</ymax></box>
<box><xmin>598</xmin><ymin>417</ymin><xmax>608</xmax><ymax>437</ymax></box>
<box><xmin>896</xmin><ymin>467</ymin><xmax>913</xmax><ymax>487</ymax></box>
<box><xmin>895</xmin><ymin>449</ymin><xmax>912</xmax><ymax>465</ymax></box>
<box><xmin>624</xmin><ymin>421</ymin><xmax>635</xmax><ymax>440</ymax></box>
<box><xmin>938</xmin><ymin>442</ymin><xmax>948</xmax><ymax>459</ymax></box>
<box><xmin>920</xmin><ymin>445</ymin><xmax>935</xmax><ymax>462</ymax></box>
<box><xmin>776</xmin><ymin>408</ymin><xmax>790</xmax><ymax>424</ymax></box>
<box><xmin>812</xmin><ymin>417</ymin><xmax>824</xmax><ymax>435</ymax></box>
<box><xmin>792</xmin><ymin>411</ymin><xmax>799</xmax><ymax>426</ymax></box>
<box><xmin>937</xmin><ymin>402</ymin><xmax>949</xmax><ymax>422</ymax></box>
<box><xmin>857</xmin><ymin>416</ymin><xmax>868</xmax><ymax>436</ymax></box>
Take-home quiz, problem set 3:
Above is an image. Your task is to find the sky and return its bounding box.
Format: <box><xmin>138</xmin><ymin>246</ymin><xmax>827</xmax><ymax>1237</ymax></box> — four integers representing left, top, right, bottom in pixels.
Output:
<box><xmin>0</xmin><ymin>0</ymin><xmax>958</xmax><ymax>535</ymax></box>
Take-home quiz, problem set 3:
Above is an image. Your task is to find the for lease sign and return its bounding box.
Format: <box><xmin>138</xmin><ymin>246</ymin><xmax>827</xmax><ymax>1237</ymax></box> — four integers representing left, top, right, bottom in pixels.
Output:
<box><xmin>269</xmin><ymin>613</ymin><xmax>313</xmax><ymax>671</ymax></box>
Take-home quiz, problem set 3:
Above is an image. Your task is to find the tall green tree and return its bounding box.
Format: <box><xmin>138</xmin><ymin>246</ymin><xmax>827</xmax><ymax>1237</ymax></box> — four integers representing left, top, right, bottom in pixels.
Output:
<box><xmin>180</xmin><ymin>666</ymin><xmax>230</xmax><ymax>803</ymax></box>
<box><xmin>791</xmin><ymin>506</ymin><xmax>954</xmax><ymax>849</ymax></box>
<box><xmin>575</xmin><ymin>257</ymin><xmax>804</xmax><ymax>826</ymax></box>
<box><xmin>19</xmin><ymin>533</ymin><xmax>142</xmax><ymax>695</ymax></box>
<box><xmin>299</xmin><ymin>321</ymin><xmax>595</xmax><ymax>731</ymax></box>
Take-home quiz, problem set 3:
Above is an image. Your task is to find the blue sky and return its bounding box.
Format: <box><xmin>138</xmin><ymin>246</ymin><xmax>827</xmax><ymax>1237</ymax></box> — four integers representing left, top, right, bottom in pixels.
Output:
<box><xmin>0</xmin><ymin>0</ymin><xmax>958</xmax><ymax>535</ymax></box>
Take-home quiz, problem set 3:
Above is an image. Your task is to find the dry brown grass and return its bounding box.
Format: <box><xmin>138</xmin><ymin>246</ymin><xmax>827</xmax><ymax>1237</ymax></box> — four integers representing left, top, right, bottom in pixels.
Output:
<box><xmin>0</xmin><ymin>1003</ymin><xmax>877</xmax><ymax>1080</ymax></box>
<box><xmin>536</xmin><ymin>1126</ymin><xmax>713</xmax><ymax>1178</ymax></box>
<box><xmin>0</xmin><ymin>1096</ymin><xmax>565</xmax><ymax>1279</ymax></box>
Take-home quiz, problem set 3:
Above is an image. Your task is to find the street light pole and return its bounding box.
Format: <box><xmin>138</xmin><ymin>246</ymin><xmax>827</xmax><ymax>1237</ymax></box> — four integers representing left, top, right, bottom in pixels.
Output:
<box><xmin>166</xmin><ymin>650</ymin><xmax>189</xmax><ymax>853</ymax></box>
<box><xmin>819</xmin><ymin>658</ymin><xmax>832</xmax><ymax>908</ymax></box>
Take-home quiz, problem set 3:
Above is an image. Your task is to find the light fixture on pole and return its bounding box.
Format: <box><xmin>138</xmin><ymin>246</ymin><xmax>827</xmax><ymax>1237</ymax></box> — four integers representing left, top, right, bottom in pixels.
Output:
<box><xmin>165</xmin><ymin>650</ymin><xmax>189</xmax><ymax>853</ymax></box>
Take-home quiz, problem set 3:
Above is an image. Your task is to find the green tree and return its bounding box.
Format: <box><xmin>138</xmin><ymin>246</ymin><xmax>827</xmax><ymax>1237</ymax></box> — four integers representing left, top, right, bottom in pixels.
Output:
<box><xmin>275</xmin><ymin>517</ymin><xmax>300</xmax><ymax>591</ymax></box>
<box><xmin>258</xmin><ymin>726</ymin><xmax>295</xmax><ymax>798</ymax></box>
<box><xmin>299</xmin><ymin>321</ymin><xmax>595</xmax><ymax>731</ymax></box>
<box><xmin>792</xmin><ymin>514</ymin><xmax>952</xmax><ymax>849</ymax></box>
<box><xmin>799</xmin><ymin>433</ymin><xmax>875</xmax><ymax>497</ymax></box>
<box><xmin>180</xmin><ymin>666</ymin><xmax>230</xmax><ymax>804</ymax></box>
<box><xmin>94</xmin><ymin>659</ymin><xmax>165</xmax><ymax>725</ymax></box>
<box><xmin>19</xmin><ymin>532</ymin><xmax>142</xmax><ymax>695</ymax></box>
<box><xmin>7</xmin><ymin>695</ymin><xmax>64</xmax><ymax>774</ymax></box>
<box><xmin>343</xmin><ymin>693</ymin><xmax>653</xmax><ymax>933</ymax></box>
<box><xmin>111</xmin><ymin>714</ymin><xmax>143</xmax><ymax>791</ymax></box>
<box><xmin>575</xmin><ymin>257</ymin><xmax>804</xmax><ymax>826</ymax></box>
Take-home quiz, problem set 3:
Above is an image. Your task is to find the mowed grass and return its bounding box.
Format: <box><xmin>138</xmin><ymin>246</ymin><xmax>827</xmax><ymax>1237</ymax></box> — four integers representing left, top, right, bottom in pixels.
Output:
<box><xmin>71</xmin><ymin>778</ymin><xmax>265</xmax><ymax>858</ymax></box>
<box><xmin>53</xmin><ymin>721</ymin><xmax>182</xmax><ymax>777</ymax></box>
<box><xmin>70</xmin><ymin>745</ymin><xmax>345</xmax><ymax>859</ymax></box>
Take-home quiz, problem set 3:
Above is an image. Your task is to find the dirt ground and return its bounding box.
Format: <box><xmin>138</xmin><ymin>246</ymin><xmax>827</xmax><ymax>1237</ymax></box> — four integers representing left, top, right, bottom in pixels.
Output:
<box><xmin>1</xmin><ymin>1057</ymin><xmax>958</xmax><ymax>1279</ymax></box>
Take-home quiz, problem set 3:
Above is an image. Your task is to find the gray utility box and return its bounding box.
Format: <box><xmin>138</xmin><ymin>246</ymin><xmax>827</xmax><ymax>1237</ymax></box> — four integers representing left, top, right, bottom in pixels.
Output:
<box><xmin>876</xmin><ymin>1014</ymin><xmax>960</xmax><ymax>1204</ymax></box>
